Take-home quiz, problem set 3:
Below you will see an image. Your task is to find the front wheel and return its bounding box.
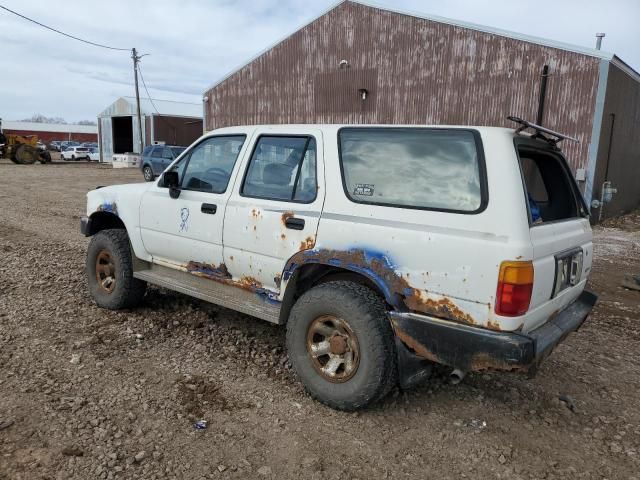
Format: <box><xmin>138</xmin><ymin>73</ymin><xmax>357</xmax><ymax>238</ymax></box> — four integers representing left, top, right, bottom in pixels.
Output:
<box><xmin>86</xmin><ymin>229</ymin><xmax>146</xmax><ymax>309</ymax></box>
<box><xmin>286</xmin><ymin>281</ymin><xmax>397</xmax><ymax>410</ymax></box>
<box><xmin>142</xmin><ymin>165</ymin><xmax>154</xmax><ymax>182</ymax></box>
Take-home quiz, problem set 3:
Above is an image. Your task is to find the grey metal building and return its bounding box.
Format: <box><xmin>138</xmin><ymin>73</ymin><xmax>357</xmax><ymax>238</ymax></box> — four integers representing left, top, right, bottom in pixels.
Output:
<box><xmin>203</xmin><ymin>0</ymin><xmax>640</xmax><ymax>221</ymax></box>
<box><xmin>97</xmin><ymin>97</ymin><xmax>203</xmax><ymax>163</ymax></box>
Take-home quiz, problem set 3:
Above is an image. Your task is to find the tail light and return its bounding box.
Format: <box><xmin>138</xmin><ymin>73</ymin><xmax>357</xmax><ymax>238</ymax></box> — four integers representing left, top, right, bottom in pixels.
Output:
<box><xmin>495</xmin><ymin>261</ymin><xmax>534</xmax><ymax>316</ymax></box>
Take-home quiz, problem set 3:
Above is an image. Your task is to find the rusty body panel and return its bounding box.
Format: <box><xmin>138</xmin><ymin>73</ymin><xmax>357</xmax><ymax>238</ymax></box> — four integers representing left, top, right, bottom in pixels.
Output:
<box><xmin>282</xmin><ymin>248</ymin><xmax>481</xmax><ymax>326</ymax></box>
<box><xmin>205</xmin><ymin>1</ymin><xmax>601</xmax><ymax>173</ymax></box>
<box><xmin>185</xmin><ymin>261</ymin><xmax>280</xmax><ymax>304</ymax></box>
<box><xmin>390</xmin><ymin>289</ymin><xmax>596</xmax><ymax>375</ymax></box>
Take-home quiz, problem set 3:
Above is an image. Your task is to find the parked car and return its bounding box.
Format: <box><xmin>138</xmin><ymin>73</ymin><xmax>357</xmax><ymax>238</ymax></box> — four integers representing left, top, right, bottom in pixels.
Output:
<box><xmin>88</xmin><ymin>147</ymin><xmax>100</xmax><ymax>162</ymax></box>
<box><xmin>48</xmin><ymin>141</ymin><xmax>62</xmax><ymax>152</ymax></box>
<box><xmin>80</xmin><ymin>121</ymin><xmax>596</xmax><ymax>410</ymax></box>
<box><xmin>62</xmin><ymin>146</ymin><xmax>90</xmax><ymax>161</ymax></box>
<box><xmin>140</xmin><ymin>145</ymin><xmax>187</xmax><ymax>181</ymax></box>
<box><xmin>60</xmin><ymin>141</ymin><xmax>80</xmax><ymax>151</ymax></box>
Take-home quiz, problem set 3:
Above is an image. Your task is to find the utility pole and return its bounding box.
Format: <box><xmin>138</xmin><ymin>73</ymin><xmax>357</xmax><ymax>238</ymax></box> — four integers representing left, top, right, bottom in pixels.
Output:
<box><xmin>131</xmin><ymin>48</ymin><xmax>144</xmax><ymax>154</ymax></box>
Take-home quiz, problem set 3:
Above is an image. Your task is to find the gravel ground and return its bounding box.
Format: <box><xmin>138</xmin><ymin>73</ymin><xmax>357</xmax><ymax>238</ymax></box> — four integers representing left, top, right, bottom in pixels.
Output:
<box><xmin>1</xmin><ymin>161</ymin><xmax>639</xmax><ymax>480</ymax></box>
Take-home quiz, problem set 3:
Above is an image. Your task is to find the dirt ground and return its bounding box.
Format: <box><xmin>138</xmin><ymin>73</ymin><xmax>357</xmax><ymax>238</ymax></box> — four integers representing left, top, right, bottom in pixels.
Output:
<box><xmin>1</xmin><ymin>161</ymin><xmax>639</xmax><ymax>480</ymax></box>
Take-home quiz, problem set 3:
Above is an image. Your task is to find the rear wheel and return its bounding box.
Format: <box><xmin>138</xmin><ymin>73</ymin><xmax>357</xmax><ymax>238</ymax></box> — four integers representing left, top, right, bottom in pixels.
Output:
<box><xmin>14</xmin><ymin>144</ymin><xmax>38</xmax><ymax>164</ymax></box>
<box><xmin>86</xmin><ymin>229</ymin><xmax>146</xmax><ymax>309</ymax></box>
<box><xmin>143</xmin><ymin>165</ymin><xmax>154</xmax><ymax>182</ymax></box>
<box><xmin>286</xmin><ymin>281</ymin><xmax>397</xmax><ymax>410</ymax></box>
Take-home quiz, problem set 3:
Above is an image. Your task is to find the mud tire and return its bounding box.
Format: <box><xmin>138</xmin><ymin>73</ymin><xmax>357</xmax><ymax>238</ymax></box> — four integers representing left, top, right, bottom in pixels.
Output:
<box><xmin>286</xmin><ymin>281</ymin><xmax>397</xmax><ymax>410</ymax></box>
<box><xmin>86</xmin><ymin>229</ymin><xmax>146</xmax><ymax>310</ymax></box>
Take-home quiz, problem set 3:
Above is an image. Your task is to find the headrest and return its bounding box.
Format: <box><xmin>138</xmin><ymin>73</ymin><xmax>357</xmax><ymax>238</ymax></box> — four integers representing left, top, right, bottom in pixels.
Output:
<box><xmin>263</xmin><ymin>163</ymin><xmax>293</xmax><ymax>186</ymax></box>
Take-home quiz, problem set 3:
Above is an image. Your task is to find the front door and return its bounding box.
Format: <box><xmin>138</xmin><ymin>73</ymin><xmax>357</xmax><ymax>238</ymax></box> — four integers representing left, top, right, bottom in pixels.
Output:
<box><xmin>139</xmin><ymin>134</ymin><xmax>250</xmax><ymax>270</ymax></box>
<box><xmin>223</xmin><ymin>128</ymin><xmax>325</xmax><ymax>293</ymax></box>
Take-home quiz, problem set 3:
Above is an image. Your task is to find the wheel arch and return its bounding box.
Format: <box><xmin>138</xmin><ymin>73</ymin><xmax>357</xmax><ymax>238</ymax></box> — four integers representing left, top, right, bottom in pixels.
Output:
<box><xmin>278</xmin><ymin>261</ymin><xmax>397</xmax><ymax>325</ymax></box>
<box><xmin>87</xmin><ymin>211</ymin><xmax>126</xmax><ymax>236</ymax></box>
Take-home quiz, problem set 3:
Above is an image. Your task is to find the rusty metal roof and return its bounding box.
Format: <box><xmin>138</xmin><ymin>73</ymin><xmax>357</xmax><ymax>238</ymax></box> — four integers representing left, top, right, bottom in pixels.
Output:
<box><xmin>205</xmin><ymin>0</ymin><xmax>639</xmax><ymax>93</ymax></box>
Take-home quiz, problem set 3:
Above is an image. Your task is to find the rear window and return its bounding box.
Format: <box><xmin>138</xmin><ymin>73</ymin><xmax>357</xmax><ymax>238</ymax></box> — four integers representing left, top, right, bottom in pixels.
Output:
<box><xmin>338</xmin><ymin>128</ymin><xmax>485</xmax><ymax>212</ymax></box>
<box><xmin>518</xmin><ymin>145</ymin><xmax>585</xmax><ymax>224</ymax></box>
<box><xmin>77</xmin><ymin>148</ymin><xmax>88</xmax><ymax>152</ymax></box>
<box><xmin>170</xmin><ymin>147</ymin><xmax>186</xmax><ymax>157</ymax></box>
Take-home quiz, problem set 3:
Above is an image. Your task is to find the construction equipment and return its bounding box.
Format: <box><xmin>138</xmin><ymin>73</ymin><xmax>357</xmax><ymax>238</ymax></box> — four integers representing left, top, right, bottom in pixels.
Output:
<box><xmin>0</xmin><ymin>118</ymin><xmax>52</xmax><ymax>164</ymax></box>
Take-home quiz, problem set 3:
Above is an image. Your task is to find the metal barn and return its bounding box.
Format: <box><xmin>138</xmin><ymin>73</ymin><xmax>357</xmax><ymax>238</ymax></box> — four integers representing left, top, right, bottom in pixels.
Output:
<box><xmin>203</xmin><ymin>0</ymin><xmax>640</xmax><ymax>221</ymax></box>
<box><xmin>97</xmin><ymin>97</ymin><xmax>203</xmax><ymax>163</ymax></box>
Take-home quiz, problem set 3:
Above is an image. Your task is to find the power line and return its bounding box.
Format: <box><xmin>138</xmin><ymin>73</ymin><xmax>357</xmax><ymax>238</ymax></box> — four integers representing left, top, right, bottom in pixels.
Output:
<box><xmin>137</xmin><ymin>64</ymin><xmax>162</xmax><ymax>116</ymax></box>
<box><xmin>0</xmin><ymin>4</ymin><xmax>129</xmax><ymax>51</ymax></box>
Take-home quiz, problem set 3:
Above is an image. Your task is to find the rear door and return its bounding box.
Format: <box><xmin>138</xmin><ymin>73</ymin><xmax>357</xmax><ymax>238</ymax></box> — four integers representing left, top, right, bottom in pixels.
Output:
<box><xmin>517</xmin><ymin>140</ymin><xmax>593</xmax><ymax>332</ymax></box>
<box><xmin>150</xmin><ymin>147</ymin><xmax>164</xmax><ymax>174</ymax></box>
<box><xmin>222</xmin><ymin>128</ymin><xmax>325</xmax><ymax>293</ymax></box>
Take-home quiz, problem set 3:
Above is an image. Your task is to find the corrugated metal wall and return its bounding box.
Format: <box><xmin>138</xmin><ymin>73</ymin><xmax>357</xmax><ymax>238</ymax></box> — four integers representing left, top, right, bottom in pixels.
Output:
<box><xmin>593</xmin><ymin>63</ymin><xmax>640</xmax><ymax>217</ymax></box>
<box><xmin>152</xmin><ymin>115</ymin><xmax>203</xmax><ymax>147</ymax></box>
<box><xmin>205</xmin><ymin>1</ymin><xmax>601</xmax><ymax>172</ymax></box>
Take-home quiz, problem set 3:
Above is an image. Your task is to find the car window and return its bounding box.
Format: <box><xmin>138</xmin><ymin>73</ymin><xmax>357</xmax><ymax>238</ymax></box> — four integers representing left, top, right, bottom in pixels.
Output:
<box><xmin>177</xmin><ymin>135</ymin><xmax>246</xmax><ymax>193</ymax></box>
<box><xmin>162</xmin><ymin>148</ymin><xmax>173</xmax><ymax>159</ymax></box>
<box><xmin>242</xmin><ymin>136</ymin><xmax>317</xmax><ymax>203</ymax></box>
<box><xmin>142</xmin><ymin>146</ymin><xmax>153</xmax><ymax>155</ymax></box>
<box><xmin>338</xmin><ymin>128</ymin><xmax>483</xmax><ymax>212</ymax></box>
<box><xmin>170</xmin><ymin>147</ymin><xmax>186</xmax><ymax>158</ymax></box>
<box><xmin>151</xmin><ymin>148</ymin><xmax>163</xmax><ymax>158</ymax></box>
<box><xmin>519</xmin><ymin>150</ymin><xmax>581</xmax><ymax>224</ymax></box>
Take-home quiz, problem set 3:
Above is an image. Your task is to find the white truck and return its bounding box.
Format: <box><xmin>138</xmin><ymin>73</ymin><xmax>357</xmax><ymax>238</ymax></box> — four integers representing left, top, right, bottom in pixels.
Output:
<box><xmin>81</xmin><ymin>119</ymin><xmax>596</xmax><ymax>410</ymax></box>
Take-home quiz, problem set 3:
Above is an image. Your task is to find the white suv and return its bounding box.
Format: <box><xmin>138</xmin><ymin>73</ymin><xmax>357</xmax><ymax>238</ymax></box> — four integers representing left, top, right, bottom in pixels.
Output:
<box><xmin>62</xmin><ymin>146</ymin><xmax>90</xmax><ymax>161</ymax></box>
<box><xmin>80</xmin><ymin>121</ymin><xmax>597</xmax><ymax>410</ymax></box>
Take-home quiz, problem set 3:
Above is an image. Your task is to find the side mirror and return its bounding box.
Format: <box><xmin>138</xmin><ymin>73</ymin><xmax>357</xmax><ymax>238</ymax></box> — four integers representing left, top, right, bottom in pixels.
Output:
<box><xmin>163</xmin><ymin>171</ymin><xmax>181</xmax><ymax>199</ymax></box>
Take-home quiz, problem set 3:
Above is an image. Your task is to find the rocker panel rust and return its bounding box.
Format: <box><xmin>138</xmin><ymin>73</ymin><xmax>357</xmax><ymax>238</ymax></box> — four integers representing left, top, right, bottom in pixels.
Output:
<box><xmin>185</xmin><ymin>261</ymin><xmax>280</xmax><ymax>305</ymax></box>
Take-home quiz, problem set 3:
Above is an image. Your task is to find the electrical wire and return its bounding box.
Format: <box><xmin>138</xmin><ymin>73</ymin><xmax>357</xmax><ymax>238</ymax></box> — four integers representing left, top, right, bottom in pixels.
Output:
<box><xmin>137</xmin><ymin>64</ymin><xmax>163</xmax><ymax>116</ymax></box>
<box><xmin>0</xmin><ymin>4</ymin><xmax>129</xmax><ymax>51</ymax></box>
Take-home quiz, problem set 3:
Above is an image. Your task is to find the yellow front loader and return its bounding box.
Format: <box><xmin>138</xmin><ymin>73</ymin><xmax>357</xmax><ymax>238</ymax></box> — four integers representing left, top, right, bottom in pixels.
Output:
<box><xmin>0</xmin><ymin>118</ymin><xmax>52</xmax><ymax>164</ymax></box>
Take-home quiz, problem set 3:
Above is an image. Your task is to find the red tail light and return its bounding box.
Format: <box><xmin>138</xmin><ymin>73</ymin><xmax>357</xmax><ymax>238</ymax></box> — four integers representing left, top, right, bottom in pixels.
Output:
<box><xmin>495</xmin><ymin>261</ymin><xmax>534</xmax><ymax>316</ymax></box>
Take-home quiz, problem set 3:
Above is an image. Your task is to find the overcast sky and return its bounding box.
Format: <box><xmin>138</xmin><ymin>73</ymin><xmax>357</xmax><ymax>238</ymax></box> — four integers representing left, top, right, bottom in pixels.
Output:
<box><xmin>1</xmin><ymin>0</ymin><xmax>638</xmax><ymax>123</ymax></box>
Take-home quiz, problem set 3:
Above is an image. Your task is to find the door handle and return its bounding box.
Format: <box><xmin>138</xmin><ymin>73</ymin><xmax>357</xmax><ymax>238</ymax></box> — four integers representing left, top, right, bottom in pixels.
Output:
<box><xmin>201</xmin><ymin>203</ymin><xmax>217</xmax><ymax>215</ymax></box>
<box><xmin>285</xmin><ymin>217</ymin><xmax>305</xmax><ymax>230</ymax></box>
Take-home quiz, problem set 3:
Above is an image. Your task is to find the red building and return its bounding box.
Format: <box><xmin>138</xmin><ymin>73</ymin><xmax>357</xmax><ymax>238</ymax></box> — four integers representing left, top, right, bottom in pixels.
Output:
<box><xmin>2</xmin><ymin>120</ymin><xmax>98</xmax><ymax>144</ymax></box>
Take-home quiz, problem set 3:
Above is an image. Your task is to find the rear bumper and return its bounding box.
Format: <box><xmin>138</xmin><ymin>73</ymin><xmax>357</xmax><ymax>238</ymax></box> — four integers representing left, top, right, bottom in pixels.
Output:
<box><xmin>390</xmin><ymin>290</ymin><xmax>597</xmax><ymax>388</ymax></box>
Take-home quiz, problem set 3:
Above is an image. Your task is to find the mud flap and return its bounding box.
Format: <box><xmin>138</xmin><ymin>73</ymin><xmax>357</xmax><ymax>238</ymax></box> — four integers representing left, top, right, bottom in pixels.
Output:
<box><xmin>395</xmin><ymin>337</ymin><xmax>433</xmax><ymax>390</ymax></box>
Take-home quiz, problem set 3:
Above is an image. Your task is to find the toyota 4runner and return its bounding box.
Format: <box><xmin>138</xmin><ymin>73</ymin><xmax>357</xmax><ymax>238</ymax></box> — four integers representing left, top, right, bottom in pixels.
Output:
<box><xmin>81</xmin><ymin>120</ymin><xmax>597</xmax><ymax>410</ymax></box>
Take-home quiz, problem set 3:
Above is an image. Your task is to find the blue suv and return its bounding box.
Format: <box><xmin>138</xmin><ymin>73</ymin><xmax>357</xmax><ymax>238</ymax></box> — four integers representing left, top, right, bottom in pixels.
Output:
<box><xmin>141</xmin><ymin>145</ymin><xmax>187</xmax><ymax>182</ymax></box>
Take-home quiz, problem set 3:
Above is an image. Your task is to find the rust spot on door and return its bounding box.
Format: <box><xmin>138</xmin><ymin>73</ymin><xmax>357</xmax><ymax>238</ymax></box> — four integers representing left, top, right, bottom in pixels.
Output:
<box><xmin>280</xmin><ymin>233</ymin><xmax>286</xmax><ymax>240</ymax></box>
<box><xmin>274</xmin><ymin>273</ymin><xmax>282</xmax><ymax>288</ymax></box>
<box><xmin>299</xmin><ymin>236</ymin><xmax>315</xmax><ymax>251</ymax></box>
<box><xmin>281</xmin><ymin>211</ymin><xmax>294</xmax><ymax>225</ymax></box>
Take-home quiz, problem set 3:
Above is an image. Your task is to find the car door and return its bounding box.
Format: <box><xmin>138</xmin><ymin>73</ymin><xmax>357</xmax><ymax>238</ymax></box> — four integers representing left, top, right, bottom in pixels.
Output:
<box><xmin>223</xmin><ymin>128</ymin><xmax>325</xmax><ymax>293</ymax></box>
<box><xmin>150</xmin><ymin>147</ymin><xmax>164</xmax><ymax>175</ymax></box>
<box><xmin>161</xmin><ymin>147</ymin><xmax>175</xmax><ymax>172</ymax></box>
<box><xmin>139</xmin><ymin>134</ymin><xmax>250</xmax><ymax>270</ymax></box>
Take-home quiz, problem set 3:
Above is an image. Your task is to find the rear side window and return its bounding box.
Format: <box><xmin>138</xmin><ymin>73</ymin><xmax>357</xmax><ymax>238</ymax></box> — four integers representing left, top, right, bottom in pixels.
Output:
<box><xmin>518</xmin><ymin>147</ymin><xmax>583</xmax><ymax>224</ymax></box>
<box><xmin>242</xmin><ymin>136</ymin><xmax>317</xmax><ymax>203</ymax></box>
<box><xmin>338</xmin><ymin>128</ymin><xmax>485</xmax><ymax>212</ymax></box>
<box><xmin>151</xmin><ymin>148</ymin><xmax>163</xmax><ymax>158</ymax></box>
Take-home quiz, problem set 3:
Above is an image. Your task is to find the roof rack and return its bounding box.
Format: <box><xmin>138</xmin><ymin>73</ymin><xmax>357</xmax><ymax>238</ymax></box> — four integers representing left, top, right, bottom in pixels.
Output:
<box><xmin>507</xmin><ymin>116</ymin><xmax>579</xmax><ymax>145</ymax></box>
